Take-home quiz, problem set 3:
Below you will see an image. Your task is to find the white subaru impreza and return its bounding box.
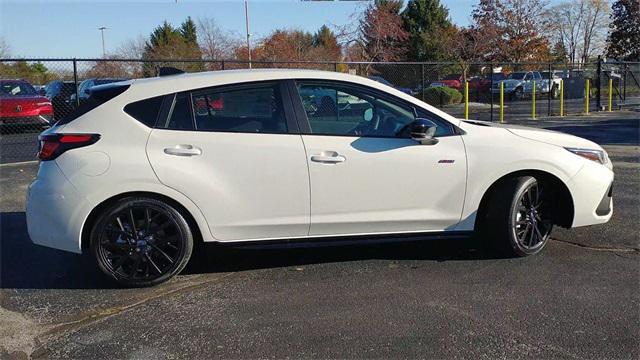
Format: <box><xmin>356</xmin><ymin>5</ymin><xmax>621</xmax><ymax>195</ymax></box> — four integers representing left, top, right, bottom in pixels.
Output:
<box><xmin>26</xmin><ymin>69</ymin><xmax>613</xmax><ymax>286</ymax></box>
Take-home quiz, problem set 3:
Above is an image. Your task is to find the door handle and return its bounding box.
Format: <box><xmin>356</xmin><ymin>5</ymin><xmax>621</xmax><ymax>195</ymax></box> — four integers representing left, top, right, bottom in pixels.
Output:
<box><xmin>163</xmin><ymin>144</ymin><xmax>202</xmax><ymax>157</ymax></box>
<box><xmin>310</xmin><ymin>151</ymin><xmax>346</xmax><ymax>164</ymax></box>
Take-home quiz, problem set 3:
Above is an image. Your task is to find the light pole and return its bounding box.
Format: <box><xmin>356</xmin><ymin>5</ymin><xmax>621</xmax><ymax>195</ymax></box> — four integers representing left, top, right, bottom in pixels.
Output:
<box><xmin>244</xmin><ymin>0</ymin><xmax>251</xmax><ymax>69</ymax></box>
<box><xmin>98</xmin><ymin>26</ymin><xmax>108</xmax><ymax>58</ymax></box>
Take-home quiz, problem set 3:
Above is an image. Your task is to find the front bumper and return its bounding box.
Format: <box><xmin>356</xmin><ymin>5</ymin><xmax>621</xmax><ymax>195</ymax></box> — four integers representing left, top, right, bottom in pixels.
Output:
<box><xmin>567</xmin><ymin>162</ymin><xmax>614</xmax><ymax>227</ymax></box>
<box><xmin>26</xmin><ymin>161</ymin><xmax>91</xmax><ymax>253</ymax></box>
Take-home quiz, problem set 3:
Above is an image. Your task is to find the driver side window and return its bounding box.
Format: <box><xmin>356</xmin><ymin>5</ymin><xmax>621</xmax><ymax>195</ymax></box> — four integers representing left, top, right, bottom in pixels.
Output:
<box><xmin>296</xmin><ymin>82</ymin><xmax>414</xmax><ymax>137</ymax></box>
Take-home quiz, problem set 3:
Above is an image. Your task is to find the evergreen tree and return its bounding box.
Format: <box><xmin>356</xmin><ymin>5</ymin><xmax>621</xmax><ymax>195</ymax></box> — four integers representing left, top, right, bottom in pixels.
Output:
<box><xmin>606</xmin><ymin>0</ymin><xmax>640</xmax><ymax>61</ymax></box>
<box><xmin>401</xmin><ymin>0</ymin><xmax>452</xmax><ymax>61</ymax></box>
<box><xmin>180</xmin><ymin>17</ymin><xmax>198</xmax><ymax>46</ymax></box>
<box><xmin>313</xmin><ymin>25</ymin><xmax>341</xmax><ymax>60</ymax></box>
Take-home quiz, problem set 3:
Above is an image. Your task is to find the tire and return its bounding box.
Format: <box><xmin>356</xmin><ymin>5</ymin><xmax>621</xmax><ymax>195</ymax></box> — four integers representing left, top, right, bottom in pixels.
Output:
<box><xmin>512</xmin><ymin>87</ymin><xmax>524</xmax><ymax>101</ymax></box>
<box><xmin>90</xmin><ymin>197</ymin><xmax>194</xmax><ymax>287</ymax></box>
<box><xmin>479</xmin><ymin>176</ymin><xmax>553</xmax><ymax>257</ymax></box>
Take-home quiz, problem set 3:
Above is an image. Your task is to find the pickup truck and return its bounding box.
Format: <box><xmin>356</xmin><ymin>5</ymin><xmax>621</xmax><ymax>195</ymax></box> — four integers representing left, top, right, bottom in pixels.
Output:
<box><xmin>491</xmin><ymin>71</ymin><xmax>557</xmax><ymax>100</ymax></box>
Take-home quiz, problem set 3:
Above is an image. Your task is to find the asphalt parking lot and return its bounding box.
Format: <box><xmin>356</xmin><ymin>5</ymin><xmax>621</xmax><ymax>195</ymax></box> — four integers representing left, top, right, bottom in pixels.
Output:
<box><xmin>1</xmin><ymin>111</ymin><xmax>638</xmax><ymax>359</ymax></box>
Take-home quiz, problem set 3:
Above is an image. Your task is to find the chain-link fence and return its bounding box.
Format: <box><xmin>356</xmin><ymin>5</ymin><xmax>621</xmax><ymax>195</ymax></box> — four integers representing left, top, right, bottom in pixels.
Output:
<box><xmin>1</xmin><ymin>58</ymin><xmax>639</xmax><ymax>164</ymax></box>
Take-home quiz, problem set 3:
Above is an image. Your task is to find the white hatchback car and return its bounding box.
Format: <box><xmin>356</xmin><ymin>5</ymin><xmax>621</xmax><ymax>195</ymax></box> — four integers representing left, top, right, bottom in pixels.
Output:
<box><xmin>26</xmin><ymin>69</ymin><xmax>613</xmax><ymax>286</ymax></box>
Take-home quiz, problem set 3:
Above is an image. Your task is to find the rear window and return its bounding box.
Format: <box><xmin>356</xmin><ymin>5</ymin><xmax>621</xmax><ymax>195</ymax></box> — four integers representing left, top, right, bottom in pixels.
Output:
<box><xmin>0</xmin><ymin>81</ymin><xmax>36</xmax><ymax>97</ymax></box>
<box><xmin>124</xmin><ymin>95</ymin><xmax>165</xmax><ymax>127</ymax></box>
<box><xmin>56</xmin><ymin>84</ymin><xmax>130</xmax><ymax>126</ymax></box>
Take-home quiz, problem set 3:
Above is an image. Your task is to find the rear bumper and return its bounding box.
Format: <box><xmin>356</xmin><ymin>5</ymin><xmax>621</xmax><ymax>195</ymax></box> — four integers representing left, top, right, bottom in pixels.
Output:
<box><xmin>567</xmin><ymin>162</ymin><xmax>614</xmax><ymax>227</ymax></box>
<box><xmin>26</xmin><ymin>161</ymin><xmax>91</xmax><ymax>254</ymax></box>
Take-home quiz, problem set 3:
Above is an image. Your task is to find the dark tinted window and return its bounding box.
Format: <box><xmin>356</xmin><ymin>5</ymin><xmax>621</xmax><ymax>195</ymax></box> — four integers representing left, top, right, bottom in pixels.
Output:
<box><xmin>56</xmin><ymin>84</ymin><xmax>130</xmax><ymax>125</ymax></box>
<box><xmin>166</xmin><ymin>93</ymin><xmax>194</xmax><ymax>130</ymax></box>
<box><xmin>124</xmin><ymin>95</ymin><xmax>165</xmax><ymax>127</ymax></box>
<box><xmin>0</xmin><ymin>81</ymin><xmax>37</xmax><ymax>97</ymax></box>
<box><xmin>191</xmin><ymin>83</ymin><xmax>287</xmax><ymax>133</ymax></box>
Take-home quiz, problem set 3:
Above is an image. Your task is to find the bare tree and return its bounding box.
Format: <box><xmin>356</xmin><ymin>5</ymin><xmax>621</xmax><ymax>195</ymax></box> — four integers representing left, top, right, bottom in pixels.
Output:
<box><xmin>116</xmin><ymin>35</ymin><xmax>146</xmax><ymax>59</ymax></box>
<box><xmin>197</xmin><ymin>17</ymin><xmax>240</xmax><ymax>61</ymax></box>
<box><xmin>547</xmin><ymin>0</ymin><xmax>609</xmax><ymax>66</ymax></box>
<box><xmin>580</xmin><ymin>0</ymin><xmax>609</xmax><ymax>63</ymax></box>
<box><xmin>0</xmin><ymin>37</ymin><xmax>10</xmax><ymax>58</ymax></box>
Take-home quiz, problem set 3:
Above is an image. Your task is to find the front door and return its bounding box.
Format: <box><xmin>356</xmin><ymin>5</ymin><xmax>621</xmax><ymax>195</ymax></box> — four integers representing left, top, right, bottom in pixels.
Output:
<box><xmin>292</xmin><ymin>80</ymin><xmax>467</xmax><ymax>236</ymax></box>
<box><xmin>146</xmin><ymin>81</ymin><xmax>310</xmax><ymax>241</ymax></box>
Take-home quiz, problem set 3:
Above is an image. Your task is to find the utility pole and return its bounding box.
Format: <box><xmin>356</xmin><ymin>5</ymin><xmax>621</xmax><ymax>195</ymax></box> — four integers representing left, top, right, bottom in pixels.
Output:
<box><xmin>98</xmin><ymin>26</ymin><xmax>108</xmax><ymax>58</ymax></box>
<box><xmin>244</xmin><ymin>0</ymin><xmax>252</xmax><ymax>69</ymax></box>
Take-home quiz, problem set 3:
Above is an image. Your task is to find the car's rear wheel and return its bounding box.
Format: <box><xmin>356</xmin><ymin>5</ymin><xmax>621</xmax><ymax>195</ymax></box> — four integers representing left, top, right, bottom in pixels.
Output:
<box><xmin>90</xmin><ymin>197</ymin><xmax>193</xmax><ymax>287</ymax></box>
<box><xmin>481</xmin><ymin>176</ymin><xmax>553</xmax><ymax>257</ymax></box>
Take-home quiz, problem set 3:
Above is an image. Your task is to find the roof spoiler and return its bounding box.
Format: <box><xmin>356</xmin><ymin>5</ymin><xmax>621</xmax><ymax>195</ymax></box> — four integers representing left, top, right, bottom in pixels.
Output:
<box><xmin>158</xmin><ymin>67</ymin><xmax>186</xmax><ymax>77</ymax></box>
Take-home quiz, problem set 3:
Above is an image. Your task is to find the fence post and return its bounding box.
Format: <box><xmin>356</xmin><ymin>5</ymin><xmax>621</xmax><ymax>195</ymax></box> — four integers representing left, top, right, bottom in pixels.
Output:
<box><xmin>532</xmin><ymin>81</ymin><xmax>536</xmax><ymax>119</ymax></box>
<box><xmin>623</xmin><ymin>64</ymin><xmax>627</xmax><ymax>105</ymax></box>
<box><xmin>221</xmin><ymin>60</ymin><xmax>225</xmax><ymax>70</ymax></box>
<box><xmin>421</xmin><ymin>64</ymin><xmax>425</xmax><ymax>101</ymax></box>
<box><xmin>334</xmin><ymin>62</ymin><xmax>338</xmax><ymax>72</ymax></box>
<box><xmin>72</xmin><ymin>58</ymin><xmax>80</xmax><ymax>108</ymax></box>
<box><xmin>560</xmin><ymin>79</ymin><xmax>564</xmax><ymax>117</ymax></box>
<box><xmin>596</xmin><ymin>55</ymin><xmax>602</xmax><ymax>111</ymax></box>
<box><xmin>608</xmin><ymin>78</ymin><xmax>613</xmax><ymax>112</ymax></box>
<box><xmin>500</xmin><ymin>81</ymin><xmax>504</xmax><ymax>123</ymax></box>
<box><xmin>490</xmin><ymin>64</ymin><xmax>494</xmax><ymax>122</ymax></box>
<box><xmin>547</xmin><ymin>63</ymin><xmax>552</xmax><ymax>116</ymax></box>
<box><xmin>464</xmin><ymin>81</ymin><xmax>469</xmax><ymax>120</ymax></box>
<box><xmin>585</xmin><ymin>79</ymin><xmax>590</xmax><ymax>114</ymax></box>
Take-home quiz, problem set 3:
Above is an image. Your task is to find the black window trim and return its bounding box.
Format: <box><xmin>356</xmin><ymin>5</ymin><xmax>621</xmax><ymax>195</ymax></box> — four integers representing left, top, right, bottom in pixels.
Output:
<box><xmin>289</xmin><ymin>79</ymin><xmax>461</xmax><ymax>139</ymax></box>
<box><xmin>156</xmin><ymin>80</ymin><xmax>298</xmax><ymax>135</ymax></box>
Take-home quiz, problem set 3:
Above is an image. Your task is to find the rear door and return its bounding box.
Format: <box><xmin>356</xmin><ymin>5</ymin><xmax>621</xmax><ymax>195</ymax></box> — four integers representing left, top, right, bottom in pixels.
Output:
<box><xmin>146</xmin><ymin>81</ymin><xmax>310</xmax><ymax>241</ymax></box>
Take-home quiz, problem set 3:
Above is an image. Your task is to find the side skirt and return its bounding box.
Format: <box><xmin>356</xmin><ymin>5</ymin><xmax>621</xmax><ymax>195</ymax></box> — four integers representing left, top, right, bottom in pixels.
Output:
<box><xmin>214</xmin><ymin>231</ymin><xmax>475</xmax><ymax>250</ymax></box>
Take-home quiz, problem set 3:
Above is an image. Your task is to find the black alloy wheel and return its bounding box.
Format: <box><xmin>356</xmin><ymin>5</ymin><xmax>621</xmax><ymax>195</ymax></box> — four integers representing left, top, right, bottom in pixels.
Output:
<box><xmin>91</xmin><ymin>197</ymin><xmax>193</xmax><ymax>287</ymax></box>
<box><xmin>511</xmin><ymin>179</ymin><xmax>553</xmax><ymax>252</ymax></box>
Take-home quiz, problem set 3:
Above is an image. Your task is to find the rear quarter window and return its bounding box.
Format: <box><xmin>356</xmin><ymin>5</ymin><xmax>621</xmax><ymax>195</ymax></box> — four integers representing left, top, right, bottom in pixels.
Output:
<box><xmin>124</xmin><ymin>95</ymin><xmax>165</xmax><ymax>127</ymax></box>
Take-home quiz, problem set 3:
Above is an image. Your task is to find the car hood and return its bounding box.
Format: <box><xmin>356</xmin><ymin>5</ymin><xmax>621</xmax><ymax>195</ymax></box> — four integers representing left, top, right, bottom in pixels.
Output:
<box><xmin>462</xmin><ymin>120</ymin><xmax>602</xmax><ymax>150</ymax></box>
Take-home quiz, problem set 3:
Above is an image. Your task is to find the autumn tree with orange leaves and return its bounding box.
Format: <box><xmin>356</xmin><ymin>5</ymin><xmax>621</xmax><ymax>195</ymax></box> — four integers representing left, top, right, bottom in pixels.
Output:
<box><xmin>472</xmin><ymin>0</ymin><xmax>551</xmax><ymax>63</ymax></box>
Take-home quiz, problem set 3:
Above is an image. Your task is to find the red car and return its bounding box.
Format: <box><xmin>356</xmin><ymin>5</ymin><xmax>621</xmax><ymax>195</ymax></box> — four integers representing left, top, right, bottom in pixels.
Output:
<box><xmin>0</xmin><ymin>79</ymin><xmax>54</xmax><ymax>128</ymax></box>
<box><xmin>439</xmin><ymin>74</ymin><xmax>463</xmax><ymax>90</ymax></box>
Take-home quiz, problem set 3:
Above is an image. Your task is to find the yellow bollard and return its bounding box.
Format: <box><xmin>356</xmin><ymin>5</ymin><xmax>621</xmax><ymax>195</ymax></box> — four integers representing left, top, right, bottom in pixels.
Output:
<box><xmin>585</xmin><ymin>79</ymin><xmax>590</xmax><ymax>114</ymax></box>
<box><xmin>464</xmin><ymin>81</ymin><xmax>469</xmax><ymax>120</ymax></box>
<box><xmin>500</xmin><ymin>81</ymin><xmax>504</xmax><ymax>123</ymax></box>
<box><xmin>560</xmin><ymin>79</ymin><xmax>564</xmax><ymax>117</ymax></box>
<box><xmin>608</xmin><ymin>78</ymin><xmax>613</xmax><ymax>112</ymax></box>
<box><xmin>532</xmin><ymin>81</ymin><xmax>536</xmax><ymax>120</ymax></box>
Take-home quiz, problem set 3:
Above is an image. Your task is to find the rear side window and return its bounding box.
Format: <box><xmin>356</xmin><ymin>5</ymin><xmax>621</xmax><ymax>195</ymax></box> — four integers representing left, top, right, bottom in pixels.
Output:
<box><xmin>124</xmin><ymin>95</ymin><xmax>164</xmax><ymax>127</ymax></box>
<box><xmin>56</xmin><ymin>84</ymin><xmax>130</xmax><ymax>126</ymax></box>
<box><xmin>166</xmin><ymin>93</ymin><xmax>194</xmax><ymax>130</ymax></box>
<box><xmin>191</xmin><ymin>83</ymin><xmax>287</xmax><ymax>133</ymax></box>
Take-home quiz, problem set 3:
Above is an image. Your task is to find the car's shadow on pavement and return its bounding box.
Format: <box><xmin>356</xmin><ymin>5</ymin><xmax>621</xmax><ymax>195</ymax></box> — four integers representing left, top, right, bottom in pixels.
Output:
<box><xmin>1</xmin><ymin>211</ymin><xmax>507</xmax><ymax>290</ymax></box>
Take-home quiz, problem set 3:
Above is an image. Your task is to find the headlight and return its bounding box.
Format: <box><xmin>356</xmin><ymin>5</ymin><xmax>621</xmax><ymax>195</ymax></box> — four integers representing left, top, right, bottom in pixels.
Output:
<box><xmin>565</xmin><ymin>147</ymin><xmax>608</xmax><ymax>164</ymax></box>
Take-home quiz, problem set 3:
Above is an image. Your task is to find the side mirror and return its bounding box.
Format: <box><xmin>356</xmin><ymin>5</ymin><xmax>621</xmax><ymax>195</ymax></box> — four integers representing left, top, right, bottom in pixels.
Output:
<box><xmin>409</xmin><ymin>118</ymin><xmax>439</xmax><ymax>145</ymax></box>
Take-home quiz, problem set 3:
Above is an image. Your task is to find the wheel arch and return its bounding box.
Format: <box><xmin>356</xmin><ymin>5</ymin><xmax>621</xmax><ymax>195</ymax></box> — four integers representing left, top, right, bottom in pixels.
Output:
<box><xmin>80</xmin><ymin>191</ymin><xmax>205</xmax><ymax>251</ymax></box>
<box><xmin>474</xmin><ymin>169</ymin><xmax>575</xmax><ymax>230</ymax></box>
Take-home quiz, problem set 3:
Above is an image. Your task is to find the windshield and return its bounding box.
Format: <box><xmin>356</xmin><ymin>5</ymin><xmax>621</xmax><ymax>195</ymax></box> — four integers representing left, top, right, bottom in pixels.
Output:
<box><xmin>507</xmin><ymin>72</ymin><xmax>527</xmax><ymax>80</ymax></box>
<box><xmin>0</xmin><ymin>81</ymin><xmax>37</xmax><ymax>97</ymax></box>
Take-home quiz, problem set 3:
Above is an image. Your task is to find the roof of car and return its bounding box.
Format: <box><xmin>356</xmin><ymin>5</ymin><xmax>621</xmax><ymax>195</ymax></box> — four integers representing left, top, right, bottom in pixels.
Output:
<box><xmin>126</xmin><ymin>69</ymin><xmax>398</xmax><ymax>98</ymax></box>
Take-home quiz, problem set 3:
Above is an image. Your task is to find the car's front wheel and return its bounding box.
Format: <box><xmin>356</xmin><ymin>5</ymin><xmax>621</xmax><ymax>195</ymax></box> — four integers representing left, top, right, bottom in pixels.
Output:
<box><xmin>481</xmin><ymin>176</ymin><xmax>553</xmax><ymax>257</ymax></box>
<box><xmin>90</xmin><ymin>197</ymin><xmax>194</xmax><ymax>287</ymax></box>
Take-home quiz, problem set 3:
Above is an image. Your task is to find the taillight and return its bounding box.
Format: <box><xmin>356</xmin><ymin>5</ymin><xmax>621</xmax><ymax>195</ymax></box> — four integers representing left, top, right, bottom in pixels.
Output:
<box><xmin>38</xmin><ymin>134</ymin><xmax>100</xmax><ymax>161</ymax></box>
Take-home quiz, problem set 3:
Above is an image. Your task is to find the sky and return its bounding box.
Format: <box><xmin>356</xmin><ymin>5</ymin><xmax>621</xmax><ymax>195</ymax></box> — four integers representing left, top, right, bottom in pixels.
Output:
<box><xmin>1</xmin><ymin>0</ymin><xmax>544</xmax><ymax>59</ymax></box>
